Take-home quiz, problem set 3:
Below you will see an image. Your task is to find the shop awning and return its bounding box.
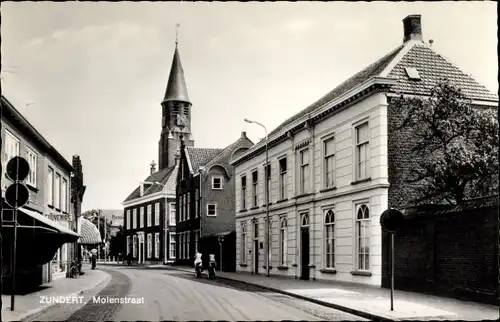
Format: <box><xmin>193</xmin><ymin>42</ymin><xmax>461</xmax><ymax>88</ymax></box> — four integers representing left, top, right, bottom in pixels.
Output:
<box><xmin>77</xmin><ymin>217</ymin><xmax>102</xmax><ymax>245</ymax></box>
<box><xmin>2</xmin><ymin>207</ymin><xmax>80</xmax><ymax>239</ymax></box>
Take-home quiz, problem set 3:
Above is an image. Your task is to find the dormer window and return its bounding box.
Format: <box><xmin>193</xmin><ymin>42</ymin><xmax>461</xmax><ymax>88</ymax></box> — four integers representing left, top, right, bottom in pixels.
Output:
<box><xmin>212</xmin><ymin>176</ymin><xmax>223</xmax><ymax>190</ymax></box>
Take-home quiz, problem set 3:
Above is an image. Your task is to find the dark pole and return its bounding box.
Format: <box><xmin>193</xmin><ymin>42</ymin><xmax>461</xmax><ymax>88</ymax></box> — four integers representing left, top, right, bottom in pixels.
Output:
<box><xmin>265</xmin><ymin>134</ymin><xmax>270</xmax><ymax>277</ymax></box>
<box><xmin>11</xmin><ymin>175</ymin><xmax>20</xmax><ymax>311</ymax></box>
<box><xmin>391</xmin><ymin>233</ymin><xmax>395</xmax><ymax>311</ymax></box>
<box><xmin>1</xmin><ymin>116</ymin><xmax>3</xmax><ymax>320</ymax></box>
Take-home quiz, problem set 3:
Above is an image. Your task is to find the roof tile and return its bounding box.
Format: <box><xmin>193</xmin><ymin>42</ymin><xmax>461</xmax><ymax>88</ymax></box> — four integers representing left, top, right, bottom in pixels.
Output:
<box><xmin>186</xmin><ymin>147</ymin><xmax>224</xmax><ymax>172</ymax></box>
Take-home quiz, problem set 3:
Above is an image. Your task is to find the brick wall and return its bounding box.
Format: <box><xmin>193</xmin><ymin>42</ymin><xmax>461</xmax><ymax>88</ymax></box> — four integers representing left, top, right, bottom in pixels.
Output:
<box><xmin>381</xmin><ymin>199</ymin><xmax>498</xmax><ymax>304</ymax></box>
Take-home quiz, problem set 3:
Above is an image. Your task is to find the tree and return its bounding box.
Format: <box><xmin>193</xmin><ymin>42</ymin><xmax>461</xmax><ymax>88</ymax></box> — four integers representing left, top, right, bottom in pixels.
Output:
<box><xmin>392</xmin><ymin>79</ymin><xmax>498</xmax><ymax>206</ymax></box>
<box><xmin>109</xmin><ymin>226</ymin><xmax>126</xmax><ymax>258</ymax></box>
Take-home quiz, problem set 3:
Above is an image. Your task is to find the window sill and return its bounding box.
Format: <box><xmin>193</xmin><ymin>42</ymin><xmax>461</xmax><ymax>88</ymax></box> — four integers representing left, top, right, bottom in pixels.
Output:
<box><xmin>277</xmin><ymin>266</ymin><xmax>289</xmax><ymax>270</ymax></box>
<box><xmin>276</xmin><ymin>198</ymin><xmax>288</xmax><ymax>204</ymax></box>
<box><xmin>291</xmin><ymin>263</ymin><xmax>298</xmax><ymax>267</ymax></box>
<box><xmin>319</xmin><ymin>186</ymin><xmax>336</xmax><ymax>193</ymax></box>
<box><xmin>239</xmin><ymin>263</ymin><xmax>248</xmax><ymax>267</ymax></box>
<box><xmin>319</xmin><ymin>268</ymin><xmax>337</xmax><ymax>274</ymax></box>
<box><xmin>350</xmin><ymin>270</ymin><xmax>372</xmax><ymax>277</ymax></box>
<box><xmin>250</xmin><ymin>206</ymin><xmax>259</xmax><ymax>210</ymax></box>
<box><xmin>261</xmin><ymin>203</ymin><xmax>273</xmax><ymax>207</ymax></box>
<box><xmin>55</xmin><ymin>208</ymin><xmax>61</xmax><ymax>212</ymax></box>
<box><xmin>48</xmin><ymin>204</ymin><xmax>54</xmax><ymax>209</ymax></box>
<box><xmin>62</xmin><ymin>211</ymin><xmax>69</xmax><ymax>215</ymax></box>
<box><xmin>351</xmin><ymin>178</ymin><xmax>372</xmax><ymax>185</ymax></box>
<box><xmin>239</xmin><ymin>209</ymin><xmax>248</xmax><ymax>213</ymax></box>
<box><xmin>293</xmin><ymin>193</ymin><xmax>313</xmax><ymax>199</ymax></box>
<box><xmin>26</xmin><ymin>184</ymin><xmax>39</xmax><ymax>193</ymax></box>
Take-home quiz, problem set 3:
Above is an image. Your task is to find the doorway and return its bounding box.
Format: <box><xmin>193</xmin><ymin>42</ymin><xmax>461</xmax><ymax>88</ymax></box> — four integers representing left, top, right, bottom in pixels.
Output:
<box><xmin>139</xmin><ymin>243</ymin><xmax>144</xmax><ymax>264</ymax></box>
<box><xmin>254</xmin><ymin>240</ymin><xmax>259</xmax><ymax>274</ymax></box>
<box><xmin>300</xmin><ymin>213</ymin><xmax>310</xmax><ymax>280</ymax></box>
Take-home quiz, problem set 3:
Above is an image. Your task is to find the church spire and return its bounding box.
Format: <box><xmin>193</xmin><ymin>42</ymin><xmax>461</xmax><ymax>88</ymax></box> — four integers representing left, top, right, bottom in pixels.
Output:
<box><xmin>163</xmin><ymin>24</ymin><xmax>190</xmax><ymax>105</ymax></box>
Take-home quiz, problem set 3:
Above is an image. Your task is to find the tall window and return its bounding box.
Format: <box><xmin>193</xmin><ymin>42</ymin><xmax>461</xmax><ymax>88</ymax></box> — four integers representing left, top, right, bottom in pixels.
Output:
<box><xmin>147</xmin><ymin>204</ymin><xmax>152</xmax><ymax>227</ymax></box>
<box><xmin>155</xmin><ymin>233</ymin><xmax>160</xmax><ymax>258</ymax></box>
<box><xmin>299</xmin><ymin>149</ymin><xmax>309</xmax><ymax>194</ymax></box>
<box><xmin>127</xmin><ymin>210</ymin><xmax>131</xmax><ymax>229</ymax></box>
<box><xmin>212</xmin><ymin>176</ymin><xmax>223</xmax><ymax>190</ymax></box>
<box><xmin>252</xmin><ymin>170</ymin><xmax>258</xmax><ymax>207</ymax></box>
<box><xmin>147</xmin><ymin>233</ymin><xmax>152</xmax><ymax>258</ymax></box>
<box><xmin>179</xmin><ymin>234</ymin><xmax>183</xmax><ymax>259</ymax></box>
<box><xmin>241</xmin><ymin>176</ymin><xmax>247</xmax><ymax>209</ymax></box>
<box><xmin>279</xmin><ymin>217</ymin><xmax>287</xmax><ymax>266</ymax></box>
<box><xmin>26</xmin><ymin>148</ymin><xmax>37</xmax><ymax>187</ymax></box>
<box><xmin>240</xmin><ymin>224</ymin><xmax>247</xmax><ymax>264</ymax></box>
<box><xmin>133</xmin><ymin>208</ymin><xmax>137</xmax><ymax>229</ymax></box>
<box><xmin>279</xmin><ymin>158</ymin><xmax>287</xmax><ymax>200</ymax></box>
<box><xmin>61</xmin><ymin>178</ymin><xmax>68</xmax><ymax>212</ymax></box>
<box><xmin>139</xmin><ymin>207</ymin><xmax>144</xmax><ymax>228</ymax></box>
<box><xmin>187</xmin><ymin>193</ymin><xmax>191</xmax><ymax>220</ymax></box>
<box><xmin>184</xmin><ymin>194</ymin><xmax>187</xmax><ymax>221</ymax></box>
<box><xmin>186</xmin><ymin>231</ymin><xmax>190</xmax><ymax>259</ymax></box>
<box><xmin>169</xmin><ymin>203</ymin><xmax>176</xmax><ymax>225</ymax></box>
<box><xmin>356</xmin><ymin>204</ymin><xmax>370</xmax><ymax>270</ymax></box>
<box><xmin>127</xmin><ymin>236</ymin><xmax>131</xmax><ymax>255</ymax></box>
<box><xmin>324</xmin><ymin>137</ymin><xmax>335</xmax><ymax>188</ymax></box>
<box><xmin>4</xmin><ymin>130</ymin><xmax>20</xmax><ymax>170</ymax></box>
<box><xmin>155</xmin><ymin>203</ymin><xmax>160</xmax><ymax>226</ymax></box>
<box><xmin>265</xmin><ymin>164</ymin><xmax>271</xmax><ymax>204</ymax></box>
<box><xmin>195</xmin><ymin>189</ymin><xmax>199</xmax><ymax>217</ymax></box>
<box><xmin>179</xmin><ymin>195</ymin><xmax>184</xmax><ymax>222</ymax></box>
<box><xmin>207</xmin><ymin>204</ymin><xmax>217</xmax><ymax>216</ymax></box>
<box><xmin>194</xmin><ymin>230</ymin><xmax>199</xmax><ymax>253</ymax></box>
<box><xmin>47</xmin><ymin>167</ymin><xmax>54</xmax><ymax>206</ymax></box>
<box><xmin>254</xmin><ymin>222</ymin><xmax>259</xmax><ymax>238</ymax></box>
<box><xmin>133</xmin><ymin>235</ymin><xmax>137</xmax><ymax>257</ymax></box>
<box><xmin>355</xmin><ymin>123</ymin><xmax>370</xmax><ymax>180</ymax></box>
<box><xmin>54</xmin><ymin>173</ymin><xmax>61</xmax><ymax>209</ymax></box>
<box><xmin>324</xmin><ymin>210</ymin><xmax>335</xmax><ymax>268</ymax></box>
<box><xmin>169</xmin><ymin>233</ymin><xmax>176</xmax><ymax>259</ymax></box>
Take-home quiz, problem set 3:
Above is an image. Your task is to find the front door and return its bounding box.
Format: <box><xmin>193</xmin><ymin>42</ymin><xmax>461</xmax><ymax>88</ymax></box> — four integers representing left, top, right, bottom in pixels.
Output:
<box><xmin>254</xmin><ymin>240</ymin><xmax>259</xmax><ymax>274</ymax></box>
<box><xmin>300</xmin><ymin>213</ymin><xmax>310</xmax><ymax>280</ymax></box>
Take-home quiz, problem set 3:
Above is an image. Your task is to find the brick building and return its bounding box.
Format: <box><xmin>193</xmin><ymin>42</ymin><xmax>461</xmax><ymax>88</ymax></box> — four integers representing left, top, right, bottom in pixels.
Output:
<box><xmin>122</xmin><ymin>40</ymin><xmax>192</xmax><ymax>265</ymax></box>
<box><xmin>175</xmin><ymin>132</ymin><xmax>253</xmax><ymax>271</ymax></box>
<box><xmin>231</xmin><ymin>15</ymin><xmax>497</xmax><ymax>286</ymax></box>
<box><xmin>1</xmin><ymin>95</ymin><xmax>80</xmax><ymax>290</ymax></box>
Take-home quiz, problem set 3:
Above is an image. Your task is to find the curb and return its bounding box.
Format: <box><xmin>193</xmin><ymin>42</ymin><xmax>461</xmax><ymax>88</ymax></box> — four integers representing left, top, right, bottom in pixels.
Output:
<box><xmin>14</xmin><ymin>270</ymin><xmax>111</xmax><ymax>322</ymax></box>
<box><xmin>169</xmin><ymin>266</ymin><xmax>393</xmax><ymax>321</ymax></box>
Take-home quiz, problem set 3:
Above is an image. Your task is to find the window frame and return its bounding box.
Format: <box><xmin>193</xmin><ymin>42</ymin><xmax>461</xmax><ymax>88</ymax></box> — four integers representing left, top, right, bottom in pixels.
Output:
<box><xmin>207</xmin><ymin>203</ymin><xmax>217</xmax><ymax>217</ymax></box>
<box><xmin>169</xmin><ymin>202</ymin><xmax>176</xmax><ymax>225</ymax></box>
<box><xmin>324</xmin><ymin>209</ymin><xmax>335</xmax><ymax>269</ymax></box>
<box><xmin>279</xmin><ymin>217</ymin><xmax>288</xmax><ymax>266</ymax></box>
<box><xmin>299</xmin><ymin>148</ymin><xmax>310</xmax><ymax>194</ymax></box>
<box><xmin>212</xmin><ymin>176</ymin><xmax>223</xmax><ymax>190</ymax></box>
<box><xmin>139</xmin><ymin>206</ymin><xmax>144</xmax><ymax>228</ymax></box>
<box><xmin>147</xmin><ymin>233</ymin><xmax>152</xmax><ymax>258</ymax></box>
<box><xmin>169</xmin><ymin>232</ymin><xmax>176</xmax><ymax>259</ymax></box>
<box><xmin>54</xmin><ymin>173</ymin><xmax>61</xmax><ymax>210</ymax></box>
<box><xmin>355</xmin><ymin>204</ymin><xmax>370</xmax><ymax>271</ymax></box>
<box><xmin>154</xmin><ymin>232</ymin><xmax>160</xmax><ymax>258</ymax></box>
<box><xmin>265</xmin><ymin>163</ymin><xmax>271</xmax><ymax>205</ymax></box>
<box><xmin>278</xmin><ymin>157</ymin><xmax>287</xmax><ymax>200</ymax></box>
<box><xmin>187</xmin><ymin>192</ymin><xmax>191</xmax><ymax>220</ymax></box>
<box><xmin>195</xmin><ymin>189</ymin><xmax>199</xmax><ymax>218</ymax></box>
<box><xmin>355</xmin><ymin>122</ymin><xmax>370</xmax><ymax>180</ymax></box>
<box><xmin>147</xmin><ymin>204</ymin><xmax>152</xmax><ymax>227</ymax></box>
<box><xmin>47</xmin><ymin>167</ymin><xmax>54</xmax><ymax>206</ymax></box>
<box><xmin>25</xmin><ymin>147</ymin><xmax>37</xmax><ymax>188</ymax></box>
<box><xmin>240</xmin><ymin>223</ymin><xmax>247</xmax><ymax>264</ymax></box>
<box><xmin>4</xmin><ymin>130</ymin><xmax>20</xmax><ymax>173</ymax></box>
<box><xmin>252</xmin><ymin>170</ymin><xmax>258</xmax><ymax>207</ymax></box>
<box><xmin>241</xmin><ymin>175</ymin><xmax>247</xmax><ymax>210</ymax></box>
<box><xmin>154</xmin><ymin>203</ymin><xmax>160</xmax><ymax>226</ymax></box>
<box><xmin>133</xmin><ymin>208</ymin><xmax>137</xmax><ymax>229</ymax></box>
<box><xmin>61</xmin><ymin>178</ymin><xmax>68</xmax><ymax>212</ymax></box>
<box><xmin>323</xmin><ymin>136</ymin><xmax>336</xmax><ymax>189</ymax></box>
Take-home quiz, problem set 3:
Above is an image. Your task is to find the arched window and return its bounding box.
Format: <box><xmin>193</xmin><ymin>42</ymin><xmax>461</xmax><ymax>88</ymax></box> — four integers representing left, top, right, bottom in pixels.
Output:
<box><xmin>301</xmin><ymin>213</ymin><xmax>309</xmax><ymax>227</ymax></box>
<box><xmin>324</xmin><ymin>210</ymin><xmax>335</xmax><ymax>269</ymax></box>
<box><xmin>240</xmin><ymin>224</ymin><xmax>247</xmax><ymax>264</ymax></box>
<box><xmin>279</xmin><ymin>218</ymin><xmax>288</xmax><ymax>266</ymax></box>
<box><xmin>356</xmin><ymin>204</ymin><xmax>370</xmax><ymax>270</ymax></box>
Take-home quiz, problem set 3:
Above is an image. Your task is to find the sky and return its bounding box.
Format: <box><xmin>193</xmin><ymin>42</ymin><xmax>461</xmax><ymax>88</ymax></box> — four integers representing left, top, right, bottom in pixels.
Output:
<box><xmin>1</xmin><ymin>2</ymin><xmax>497</xmax><ymax>212</ymax></box>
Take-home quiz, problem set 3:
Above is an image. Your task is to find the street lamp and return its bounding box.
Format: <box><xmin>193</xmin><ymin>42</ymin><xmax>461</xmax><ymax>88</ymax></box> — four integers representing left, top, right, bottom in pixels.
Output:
<box><xmin>244</xmin><ymin>118</ymin><xmax>270</xmax><ymax>277</ymax></box>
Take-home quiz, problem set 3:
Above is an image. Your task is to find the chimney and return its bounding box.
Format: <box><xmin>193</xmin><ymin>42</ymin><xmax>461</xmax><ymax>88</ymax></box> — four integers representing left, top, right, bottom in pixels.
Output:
<box><xmin>241</xmin><ymin>131</ymin><xmax>247</xmax><ymax>139</ymax></box>
<box><xmin>403</xmin><ymin>15</ymin><xmax>422</xmax><ymax>43</ymax></box>
<box><xmin>150</xmin><ymin>160</ymin><xmax>157</xmax><ymax>175</ymax></box>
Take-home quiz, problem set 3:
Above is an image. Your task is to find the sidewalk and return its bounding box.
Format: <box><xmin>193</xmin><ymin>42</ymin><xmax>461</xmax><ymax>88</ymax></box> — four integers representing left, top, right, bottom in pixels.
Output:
<box><xmin>167</xmin><ymin>265</ymin><xmax>498</xmax><ymax>321</ymax></box>
<box><xmin>1</xmin><ymin>264</ymin><xmax>110</xmax><ymax>322</ymax></box>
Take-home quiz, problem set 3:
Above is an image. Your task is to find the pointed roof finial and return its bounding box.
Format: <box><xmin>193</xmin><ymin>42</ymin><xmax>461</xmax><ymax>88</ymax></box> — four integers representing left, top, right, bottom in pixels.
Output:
<box><xmin>175</xmin><ymin>23</ymin><xmax>180</xmax><ymax>48</ymax></box>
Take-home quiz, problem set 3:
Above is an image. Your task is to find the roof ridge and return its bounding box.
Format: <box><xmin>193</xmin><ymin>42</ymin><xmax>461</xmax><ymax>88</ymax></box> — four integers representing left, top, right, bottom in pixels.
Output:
<box><xmin>205</xmin><ymin>136</ymin><xmax>247</xmax><ymax>165</ymax></box>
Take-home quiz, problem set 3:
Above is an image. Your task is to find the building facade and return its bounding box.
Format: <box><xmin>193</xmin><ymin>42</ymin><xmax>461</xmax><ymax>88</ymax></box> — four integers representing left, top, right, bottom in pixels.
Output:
<box><xmin>231</xmin><ymin>15</ymin><xmax>498</xmax><ymax>286</ymax></box>
<box><xmin>175</xmin><ymin>132</ymin><xmax>253</xmax><ymax>271</ymax></box>
<box><xmin>1</xmin><ymin>95</ymin><xmax>80</xmax><ymax>288</ymax></box>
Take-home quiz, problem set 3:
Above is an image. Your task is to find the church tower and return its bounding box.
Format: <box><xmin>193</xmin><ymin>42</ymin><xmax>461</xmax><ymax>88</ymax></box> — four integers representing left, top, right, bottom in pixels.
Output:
<box><xmin>159</xmin><ymin>29</ymin><xmax>195</xmax><ymax>170</ymax></box>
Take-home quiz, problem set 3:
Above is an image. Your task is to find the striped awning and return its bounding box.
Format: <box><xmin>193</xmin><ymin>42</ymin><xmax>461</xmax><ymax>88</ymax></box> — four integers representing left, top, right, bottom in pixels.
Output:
<box><xmin>77</xmin><ymin>217</ymin><xmax>102</xmax><ymax>245</ymax></box>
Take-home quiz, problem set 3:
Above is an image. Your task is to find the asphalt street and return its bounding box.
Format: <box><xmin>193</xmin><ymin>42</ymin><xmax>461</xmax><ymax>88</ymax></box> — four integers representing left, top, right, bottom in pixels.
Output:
<box><xmin>24</xmin><ymin>266</ymin><xmax>368</xmax><ymax>321</ymax></box>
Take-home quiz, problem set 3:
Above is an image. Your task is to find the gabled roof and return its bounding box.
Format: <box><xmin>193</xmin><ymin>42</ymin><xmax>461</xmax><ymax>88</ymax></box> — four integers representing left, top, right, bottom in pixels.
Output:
<box><xmin>186</xmin><ymin>147</ymin><xmax>224</xmax><ymax>172</ymax></box>
<box><xmin>204</xmin><ymin>135</ymin><xmax>254</xmax><ymax>177</ymax></box>
<box><xmin>123</xmin><ymin>165</ymin><xmax>176</xmax><ymax>202</ymax></box>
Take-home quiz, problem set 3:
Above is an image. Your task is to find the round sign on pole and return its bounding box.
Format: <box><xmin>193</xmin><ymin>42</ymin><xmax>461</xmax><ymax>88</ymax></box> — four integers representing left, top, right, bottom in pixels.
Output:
<box><xmin>5</xmin><ymin>183</ymin><xmax>30</xmax><ymax>208</ymax></box>
<box><xmin>380</xmin><ymin>208</ymin><xmax>405</xmax><ymax>233</ymax></box>
<box><xmin>6</xmin><ymin>156</ymin><xmax>30</xmax><ymax>182</ymax></box>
